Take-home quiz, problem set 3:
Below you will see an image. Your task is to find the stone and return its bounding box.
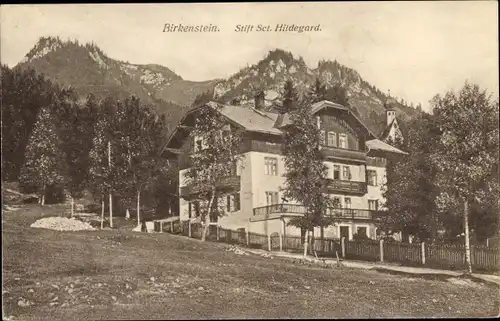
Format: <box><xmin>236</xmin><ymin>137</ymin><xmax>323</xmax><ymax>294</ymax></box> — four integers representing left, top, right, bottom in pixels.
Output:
<box><xmin>28</xmin><ymin>289</ymin><xmax>34</xmax><ymax>293</ymax></box>
<box><xmin>111</xmin><ymin>296</ymin><xmax>117</xmax><ymax>301</ymax></box>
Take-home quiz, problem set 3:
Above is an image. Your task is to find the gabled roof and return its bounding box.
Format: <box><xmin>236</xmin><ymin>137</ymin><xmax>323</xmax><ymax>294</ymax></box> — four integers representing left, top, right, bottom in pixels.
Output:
<box><xmin>366</xmin><ymin>139</ymin><xmax>407</xmax><ymax>155</ymax></box>
<box><xmin>276</xmin><ymin>100</ymin><xmax>377</xmax><ymax>138</ymax></box>
<box><xmin>162</xmin><ymin>100</ymin><xmax>407</xmax><ymax>156</ymax></box>
<box><xmin>161</xmin><ymin>101</ymin><xmax>281</xmax><ymax>154</ymax></box>
<box><xmin>379</xmin><ymin>118</ymin><xmax>396</xmax><ymax>141</ymax></box>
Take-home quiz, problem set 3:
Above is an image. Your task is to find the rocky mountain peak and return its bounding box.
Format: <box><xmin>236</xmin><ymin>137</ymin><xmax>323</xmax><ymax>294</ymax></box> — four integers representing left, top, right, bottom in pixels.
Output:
<box><xmin>23</xmin><ymin>36</ymin><xmax>64</xmax><ymax>63</ymax></box>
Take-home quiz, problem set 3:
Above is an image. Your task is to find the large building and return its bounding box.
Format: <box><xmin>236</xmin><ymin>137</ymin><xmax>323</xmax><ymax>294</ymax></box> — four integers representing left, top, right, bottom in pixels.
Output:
<box><xmin>163</xmin><ymin>96</ymin><xmax>406</xmax><ymax>240</ymax></box>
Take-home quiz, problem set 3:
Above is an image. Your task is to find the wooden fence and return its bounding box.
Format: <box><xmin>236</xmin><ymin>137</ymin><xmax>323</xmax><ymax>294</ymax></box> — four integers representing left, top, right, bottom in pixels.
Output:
<box><xmin>157</xmin><ymin>221</ymin><xmax>500</xmax><ymax>272</ymax></box>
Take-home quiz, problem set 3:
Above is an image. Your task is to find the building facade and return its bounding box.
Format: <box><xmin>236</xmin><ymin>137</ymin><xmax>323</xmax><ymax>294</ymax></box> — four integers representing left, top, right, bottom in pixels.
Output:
<box><xmin>163</xmin><ymin>99</ymin><xmax>406</xmax><ymax>241</ymax></box>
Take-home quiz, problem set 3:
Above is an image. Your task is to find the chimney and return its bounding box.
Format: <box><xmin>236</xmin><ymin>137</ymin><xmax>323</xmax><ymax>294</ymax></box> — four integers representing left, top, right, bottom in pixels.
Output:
<box><xmin>254</xmin><ymin>91</ymin><xmax>265</xmax><ymax>110</ymax></box>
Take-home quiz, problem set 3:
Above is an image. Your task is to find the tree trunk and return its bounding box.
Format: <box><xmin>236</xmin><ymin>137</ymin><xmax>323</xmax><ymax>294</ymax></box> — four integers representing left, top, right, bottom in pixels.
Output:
<box><xmin>71</xmin><ymin>196</ymin><xmax>74</xmax><ymax>218</ymax></box>
<box><xmin>202</xmin><ymin>191</ymin><xmax>216</xmax><ymax>242</ymax></box>
<box><xmin>303</xmin><ymin>230</ymin><xmax>309</xmax><ymax>257</ymax></box>
<box><xmin>320</xmin><ymin>226</ymin><xmax>325</xmax><ymax>251</ymax></box>
<box><xmin>136</xmin><ymin>190</ymin><xmax>141</xmax><ymax>228</ymax></box>
<box><xmin>100</xmin><ymin>199</ymin><xmax>105</xmax><ymax>229</ymax></box>
<box><xmin>310</xmin><ymin>228</ymin><xmax>315</xmax><ymax>255</ymax></box>
<box><xmin>464</xmin><ymin>198</ymin><xmax>472</xmax><ymax>274</ymax></box>
<box><xmin>109</xmin><ymin>193</ymin><xmax>113</xmax><ymax>228</ymax></box>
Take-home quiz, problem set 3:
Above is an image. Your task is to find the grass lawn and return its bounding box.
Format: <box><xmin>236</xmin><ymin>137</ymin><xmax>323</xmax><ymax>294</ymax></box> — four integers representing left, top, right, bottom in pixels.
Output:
<box><xmin>2</xmin><ymin>204</ymin><xmax>499</xmax><ymax>320</ymax></box>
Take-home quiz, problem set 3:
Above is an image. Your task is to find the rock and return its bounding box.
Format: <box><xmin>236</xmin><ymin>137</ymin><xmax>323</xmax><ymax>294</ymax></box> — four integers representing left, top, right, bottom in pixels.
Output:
<box><xmin>28</xmin><ymin>289</ymin><xmax>34</xmax><ymax>293</ymax></box>
<box><xmin>150</xmin><ymin>277</ymin><xmax>155</xmax><ymax>282</ymax></box>
<box><xmin>17</xmin><ymin>298</ymin><xmax>32</xmax><ymax>307</ymax></box>
<box><xmin>198</xmin><ymin>286</ymin><xmax>204</xmax><ymax>291</ymax></box>
<box><xmin>14</xmin><ymin>277</ymin><xmax>20</xmax><ymax>281</ymax></box>
<box><xmin>49</xmin><ymin>302</ymin><xmax>58</xmax><ymax>307</ymax></box>
<box><xmin>51</xmin><ymin>296</ymin><xmax>59</xmax><ymax>302</ymax></box>
<box><xmin>304</xmin><ymin>286</ymin><xmax>311</xmax><ymax>290</ymax></box>
<box><xmin>68</xmin><ymin>288</ymin><xmax>73</xmax><ymax>294</ymax></box>
<box><xmin>111</xmin><ymin>296</ymin><xmax>117</xmax><ymax>301</ymax></box>
<box><xmin>51</xmin><ymin>284</ymin><xmax>59</xmax><ymax>289</ymax></box>
<box><xmin>125</xmin><ymin>283</ymin><xmax>131</xmax><ymax>289</ymax></box>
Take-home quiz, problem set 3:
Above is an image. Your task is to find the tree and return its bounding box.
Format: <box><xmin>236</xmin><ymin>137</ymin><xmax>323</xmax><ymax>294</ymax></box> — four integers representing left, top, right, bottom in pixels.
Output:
<box><xmin>325</xmin><ymin>83</ymin><xmax>349</xmax><ymax>107</ymax></box>
<box><xmin>19</xmin><ymin>106</ymin><xmax>66</xmax><ymax>205</ymax></box>
<box><xmin>88</xmin><ymin>96</ymin><xmax>122</xmax><ymax>228</ymax></box>
<box><xmin>281</xmin><ymin>79</ymin><xmax>299</xmax><ymax>113</ymax></box>
<box><xmin>380</xmin><ymin>113</ymin><xmax>441</xmax><ymax>242</ymax></box>
<box><xmin>310</xmin><ymin>78</ymin><xmax>327</xmax><ymax>103</ymax></box>
<box><xmin>1</xmin><ymin>65</ymin><xmax>56</xmax><ymax>181</ymax></box>
<box><xmin>431</xmin><ymin>82</ymin><xmax>499</xmax><ymax>273</ymax></box>
<box><xmin>184</xmin><ymin>103</ymin><xmax>244</xmax><ymax>241</ymax></box>
<box><xmin>55</xmin><ymin>89</ymin><xmax>94</xmax><ymax>216</ymax></box>
<box><xmin>119</xmin><ymin>97</ymin><xmax>168</xmax><ymax>227</ymax></box>
<box><xmin>281</xmin><ymin>95</ymin><xmax>335</xmax><ymax>256</ymax></box>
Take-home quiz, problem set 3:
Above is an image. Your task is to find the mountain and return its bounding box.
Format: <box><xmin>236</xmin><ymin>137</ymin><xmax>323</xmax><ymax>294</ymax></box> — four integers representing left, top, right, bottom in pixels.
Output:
<box><xmin>16</xmin><ymin>37</ymin><xmax>419</xmax><ymax>135</ymax></box>
<box><xmin>15</xmin><ymin>37</ymin><xmax>218</xmax><ymax>132</ymax></box>
<box><xmin>213</xmin><ymin>49</ymin><xmax>419</xmax><ymax>134</ymax></box>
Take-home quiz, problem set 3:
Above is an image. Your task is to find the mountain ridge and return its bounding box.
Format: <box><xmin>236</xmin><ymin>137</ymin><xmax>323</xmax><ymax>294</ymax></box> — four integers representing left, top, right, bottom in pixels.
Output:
<box><xmin>15</xmin><ymin>37</ymin><xmax>420</xmax><ymax>135</ymax></box>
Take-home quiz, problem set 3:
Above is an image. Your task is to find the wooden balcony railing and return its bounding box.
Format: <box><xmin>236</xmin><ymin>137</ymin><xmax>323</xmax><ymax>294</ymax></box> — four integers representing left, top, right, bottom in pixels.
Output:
<box><xmin>321</xmin><ymin>146</ymin><xmax>367</xmax><ymax>162</ymax></box>
<box><xmin>253</xmin><ymin>203</ymin><xmax>385</xmax><ymax>221</ymax></box>
<box><xmin>325</xmin><ymin>179</ymin><xmax>367</xmax><ymax>195</ymax></box>
<box><xmin>180</xmin><ymin>175</ymin><xmax>240</xmax><ymax>198</ymax></box>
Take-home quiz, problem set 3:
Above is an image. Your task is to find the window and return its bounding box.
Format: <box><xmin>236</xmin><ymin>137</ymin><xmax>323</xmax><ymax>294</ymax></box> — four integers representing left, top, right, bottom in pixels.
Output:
<box><xmin>327</xmin><ymin>132</ymin><xmax>337</xmax><ymax>147</ymax></box>
<box><xmin>357</xmin><ymin>227</ymin><xmax>367</xmax><ymax>237</ymax></box>
<box><xmin>333</xmin><ymin>165</ymin><xmax>340</xmax><ymax>180</ymax></box>
<box><xmin>193</xmin><ymin>135</ymin><xmax>208</xmax><ymax>152</ymax></box>
<box><xmin>320</xmin><ymin>130</ymin><xmax>326</xmax><ymax>145</ymax></box>
<box><xmin>367</xmin><ymin>170</ymin><xmax>377</xmax><ymax>186</ymax></box>
<box><xmin>188</xmin><ymin>201</ymin><xmax>200</xmax><ymax>218</ymax></box>
<box><xmin>339</xmin><ymin>133</ymin><xmax>348</xmax><ymax>149</ymax></box>
<box><xmin>368</xmin><ymin>200</ymin><xmax>379</xmax><ymax>211</ymax></box>
<box><xmin>226</xmin><ymin>193</ymin><xmax>241</xmax><ymax>212</ymax></box>
<box><xmin>332</xmin><ymin>196</ymin><xmax>342</xmax><ymax>208</ymax></box>
<box><xmin>343</xmin><ymin>166</ymin><xmax>351</xmax><ymax>180</ymax></box>
<box><xmin>340</xmin><ymin>226</ymin><xmax>350</xmax><ymax>240</ymax></box>
<box><xmin>265</xmin><ymin>192</ymin><xmax>279</xmax><ymax>205</ymax></box>
<box><xmin>264</xmin><ymin>157</ymin><xmax>278</xmax><ymax>176</ymax></box>
<box><xmin>344</xmin><ymin>197</ymin><xmax>351</xmax><ymax>209</ymax></box>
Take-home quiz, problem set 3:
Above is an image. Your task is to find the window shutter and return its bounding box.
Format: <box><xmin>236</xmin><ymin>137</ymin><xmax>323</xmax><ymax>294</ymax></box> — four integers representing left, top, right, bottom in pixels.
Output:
<box><xmin>234</xmin><ymin>193</ymin><xmax>241</xmax><ymax>211</ymax></box>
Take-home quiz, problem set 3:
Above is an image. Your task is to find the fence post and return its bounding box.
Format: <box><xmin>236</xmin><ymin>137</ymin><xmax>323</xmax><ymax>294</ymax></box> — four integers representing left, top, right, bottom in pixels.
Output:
<box><xmin>246</xmin><ymin>229</ymin><xmax>249</xmax><ymax>246</ymax></box>
<box><xmin>188</xmin><ymin>221</ymin><xmax>192</xmax><ymax>238</ymax></box>
<box><xmin>268</xmin><ymin>234</ymin><xmax>272</xmax><ymax>252</ymax></box>
<box><xmin>341</xmin><ymin>237</ymin><xmax>346</xmax><ymax>258</ymax></box>
<box><xmin>170</xmin><ymin>221</ymin><xmax>174</xmax><ymax>233</ymax></box>
<box><xmin>160</xmin><ymin>222</ymin><xmax>163</xmax><ymax>233</ymax></box>
<box><xmin>216</xmin><ymin>225</ymin><xmax>220</xmax><ymax>241</ymax></box>
<box><xmin>379</xmin><ymin>239</ymin><xmax>384</xmax><ymax>262</ymax></box>
<box><xmin>421</xmin><ymin>242</ymin><xmax>426</xmax><ymax>265</ymax></box>
<box><xmin>279</xmin><ymin>233</ymin><xmax>283</xmax><ymax>252</ymax></box>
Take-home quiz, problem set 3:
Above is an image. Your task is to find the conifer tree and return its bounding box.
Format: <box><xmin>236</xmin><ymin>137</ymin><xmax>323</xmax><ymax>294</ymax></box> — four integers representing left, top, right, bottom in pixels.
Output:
<box><xmin>19</xmin><ymin>106</ymin><xmax>66</xmax><ymax>205</ymax></box>
<box><xmin>281</xmin><ymin>80</ymin><xmax>299</xmax><ymax>113</ymax></box>
<box><xmin>310</xmin><ymin>78</ymin><xmax>327</xmax><ymax>103</ymax></box>
<box><xmin>281</xmin><ymin>95</ymin><xmax>335</xmax><ymax>256</ymax></box>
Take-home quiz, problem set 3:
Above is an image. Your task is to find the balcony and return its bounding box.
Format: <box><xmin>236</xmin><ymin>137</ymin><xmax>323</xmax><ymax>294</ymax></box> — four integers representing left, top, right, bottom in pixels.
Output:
<box><xmin>321</xmin><ymin>146</ymin><xmax>367</xmax><ymax>163</ymax></box>
<box><xmin>252</xmin><ymin>203</ymin><xmax>385</xmax><ymax>221</ymax></box>
<box><xmin>180</xmin><ymin>175</ymin><xmax>240</xmax><ymax>199</ymax></box>
<box><xmin>325</xmin><ymin>179</ymin><xmax>367</xmax><ymax>195</ymax></box>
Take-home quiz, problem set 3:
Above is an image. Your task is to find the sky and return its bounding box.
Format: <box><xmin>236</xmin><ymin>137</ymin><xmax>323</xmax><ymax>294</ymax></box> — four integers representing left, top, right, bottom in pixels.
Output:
<box><xmin>1</xmin><ymin>2</ymin><xmax>498</xmax><ymax>111</ymax></box>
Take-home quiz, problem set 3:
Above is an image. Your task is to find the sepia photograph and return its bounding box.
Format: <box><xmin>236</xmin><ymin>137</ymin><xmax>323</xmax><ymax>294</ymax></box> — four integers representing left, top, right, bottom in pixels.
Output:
<box><xmin>1</xmin><ymin>2</ymin><xmax>499</xmax><ymax>320</ymax></box>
